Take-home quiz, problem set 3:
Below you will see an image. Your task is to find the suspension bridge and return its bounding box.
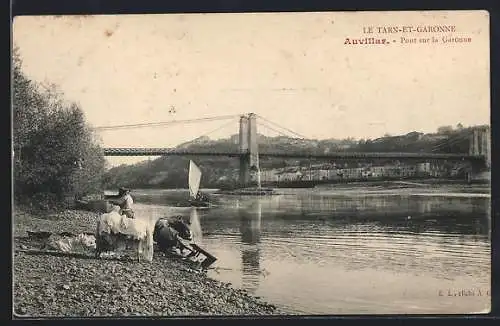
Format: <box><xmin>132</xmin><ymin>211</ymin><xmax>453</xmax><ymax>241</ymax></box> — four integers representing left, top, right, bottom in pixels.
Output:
<box><xmin>96</xmin><ymin>113</ymin><xmax>491</xmax><ymax>187</ymax></box>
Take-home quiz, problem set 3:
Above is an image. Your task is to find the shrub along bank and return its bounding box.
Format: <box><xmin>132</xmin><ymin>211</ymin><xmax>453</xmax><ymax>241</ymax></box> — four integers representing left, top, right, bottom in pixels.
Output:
<box><xmin>13</xmin><ymin>45</ymin><xmax>106</xmax><ymax>212</ymax></box>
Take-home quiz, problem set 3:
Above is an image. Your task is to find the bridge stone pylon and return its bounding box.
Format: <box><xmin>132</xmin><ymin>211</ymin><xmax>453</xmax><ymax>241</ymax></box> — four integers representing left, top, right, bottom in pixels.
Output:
<box><xmin>239</xmin><ymin>113</ymin><xmax>260</xmax><ymax>188</ymax></box>
<box><xmin>469</xmin><ymin>126</ymin><xmax>491</xmax><ymax>168</ymax></box>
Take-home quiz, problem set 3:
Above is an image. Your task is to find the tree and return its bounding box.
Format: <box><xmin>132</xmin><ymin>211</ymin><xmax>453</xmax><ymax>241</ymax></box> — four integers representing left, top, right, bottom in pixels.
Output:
<box><xmin>437</xmin><ymin>125</ymin><xmax>453</xmax><ymax>134</ymax></box>
<box><xmin>13</xmin><ymin>45</ymin><xmax>106</xmax><ymax>208</ymax></box>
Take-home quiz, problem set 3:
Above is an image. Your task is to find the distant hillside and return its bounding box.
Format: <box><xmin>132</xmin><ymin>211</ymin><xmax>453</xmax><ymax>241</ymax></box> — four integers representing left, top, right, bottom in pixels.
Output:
<box><xmin>102</xmin><ymin>124</ymin><xmax>484</xmax><ymax>189</ymax></box>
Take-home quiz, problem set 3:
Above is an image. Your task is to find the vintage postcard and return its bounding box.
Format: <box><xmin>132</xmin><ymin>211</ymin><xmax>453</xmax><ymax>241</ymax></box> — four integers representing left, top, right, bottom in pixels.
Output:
<box><xmin>12</xmin><ymin>10</ymin><xmax>490</xmax><ymax>317</ymax></box>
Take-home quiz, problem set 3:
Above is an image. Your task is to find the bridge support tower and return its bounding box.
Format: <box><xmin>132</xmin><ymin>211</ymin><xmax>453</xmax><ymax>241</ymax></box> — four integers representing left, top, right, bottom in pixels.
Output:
<box><xmin>467</xmin><ymin>126</ymin><xmax>491</xmax><ymax>182</ymax></box>
<box><xmin>239</xmin><ymin>113</ymin><xmax>261</xmax><ymax>188</ymax></box>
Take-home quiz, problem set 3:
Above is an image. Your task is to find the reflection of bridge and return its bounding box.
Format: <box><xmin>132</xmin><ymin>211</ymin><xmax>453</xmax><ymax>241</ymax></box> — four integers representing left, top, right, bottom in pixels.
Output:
<box><xmin>97</xmin><ymin>113</ymin><xmax>491</xmax><ymax>187</ymax></box>
<box><xmin>239</xmin><ymin>201</ymin><xmax>262</xmax><ymax>294</ymax></box>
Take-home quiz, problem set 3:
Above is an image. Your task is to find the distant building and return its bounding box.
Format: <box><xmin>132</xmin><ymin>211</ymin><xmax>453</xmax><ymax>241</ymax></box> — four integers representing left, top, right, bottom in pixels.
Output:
<box><xmin>417</xmin><ymin>162</ymin><xmax>431</xmax><ymax>176</ymax></box>
<box><xmin>371</xmin><ymin>166</ymin><xmax>386</xmax><ymax>177</ymax></box>
<box><xmin>400</xmin><ymin>165</ymin><xmax>416</xmax><ymax>177</ymax></box>
<box><xmin>430</xmin><ymin>162</ymin><xmax>447</xmax><ymax>178</ymax></box>
<box><xmin>260</xmin><ymin>160</ymin><xmax>457</xmax><ymax>183</ymax></box>
<box><xmin>260</xmin><ymin>169</ymin><xmax>279</xmax><ymax>182</ymax></box>
<box><xmin>274</xmin><ymin>167</ymin><xmax>303</xmax><ymax>182</ymax></box>
<box><xmin>328</xmin><ymin>169</ymin><xmax>340</xmax><ymax>180</ymax></box>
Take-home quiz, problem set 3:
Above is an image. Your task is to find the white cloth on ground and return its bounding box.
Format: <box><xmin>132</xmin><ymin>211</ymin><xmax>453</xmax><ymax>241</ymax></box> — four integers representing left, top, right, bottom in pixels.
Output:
<box><xmin>47</xmin><ymin>233</ymin><xmax>96</xmax><ymax>253</ymax></box>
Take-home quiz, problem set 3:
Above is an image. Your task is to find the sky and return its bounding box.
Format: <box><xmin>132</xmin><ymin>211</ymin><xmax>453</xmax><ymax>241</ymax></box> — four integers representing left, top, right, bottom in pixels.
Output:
<box><xmin>13</xmin><ymin>11</ymin><xmax>490</xmax><ymax>166</ymax></box>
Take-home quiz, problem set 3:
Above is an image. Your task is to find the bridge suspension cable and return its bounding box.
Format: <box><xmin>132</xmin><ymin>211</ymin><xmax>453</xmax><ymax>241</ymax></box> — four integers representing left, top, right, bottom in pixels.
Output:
<box><xmin>257</xmin><ymin>120</ymin><xmax>290</xmax><ymax>138</ymax></box>
<box><xmin>432</xmin><ymin>136</ymin><xmax>468</xmax><ymax>151</ymax></box>
<box><xmin>430</xmin><ymin>132</ymin><xmax>470</xmax><ymax>152</ymax></box>
<box><xmin>182</xmin><ymin>118</ymin><xmax>239</xmax><ymax>144</ymax></box>
<box><xmin>256</xmin><ymin>119</ymin><xmax>314</xmax><ymax>167</ymax></box>
<box><xmin>129</xmin><ymin>117</ymin><xmax>239</xmax><ymax>150</ymax></box>
<box><xmin>255</xmin><ymin>114</ymin><xmax>307</xmax><ymax>139</ymax></box>
<box><xmin>92</xmin><ymin>114</ymin><xmax>241</xmax><ymax>131</ymax></box>
<box><xmin>256</xmin><ymin>120</ymin><xmax>290</xmax><ymax>150</ymax></box>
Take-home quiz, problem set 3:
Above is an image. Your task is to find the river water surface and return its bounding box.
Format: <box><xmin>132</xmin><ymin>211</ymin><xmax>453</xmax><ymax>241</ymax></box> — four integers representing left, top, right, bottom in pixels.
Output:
<box><xmin>122</xmin><ymin>185</ymin><xmax>490</xmax><ymax>315</ymax></box>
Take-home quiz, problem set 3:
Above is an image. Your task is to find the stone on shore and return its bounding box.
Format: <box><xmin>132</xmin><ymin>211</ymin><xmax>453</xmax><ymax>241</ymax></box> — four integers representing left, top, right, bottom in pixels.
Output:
<box><xmin>13</xmin><ymin>207</ymin><xmax>282</xmax><ymax>317</ymax></box>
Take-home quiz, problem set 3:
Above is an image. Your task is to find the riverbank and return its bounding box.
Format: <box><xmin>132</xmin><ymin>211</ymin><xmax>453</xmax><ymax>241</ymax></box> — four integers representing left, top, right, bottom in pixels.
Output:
<box><xmin>261</xmin><ymin>176</ymin><xmax>490</xmax><ymax>189</ymax></box>
<box><xmin>12</xmin><ymin>207</ymin><xmax>282</xmax><ymax>317</ymax></box>
<box><xmin>312</xmin><ymin>179</ymin><xmax>490</xmax><ymax>194</ymax></box>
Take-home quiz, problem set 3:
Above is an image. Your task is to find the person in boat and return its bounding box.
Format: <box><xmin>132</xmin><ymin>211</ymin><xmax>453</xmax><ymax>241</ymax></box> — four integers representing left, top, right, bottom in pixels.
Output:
<box><xmin>115</xmin><ymin>187</ymin><xmax>134</xmax><ymax>218</ymax></box>
<box><xmin>195</xmin><ymin>191</ymin><xmax>209</xmax><ymax>203</ymax></box>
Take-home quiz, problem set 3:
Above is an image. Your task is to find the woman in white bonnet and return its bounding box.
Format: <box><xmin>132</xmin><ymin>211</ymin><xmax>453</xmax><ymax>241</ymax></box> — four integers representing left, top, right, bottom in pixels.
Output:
<box><xmin>117</xmin><ymin>187</ymin><xmax>134</xmax><ymax>218</ymax></box>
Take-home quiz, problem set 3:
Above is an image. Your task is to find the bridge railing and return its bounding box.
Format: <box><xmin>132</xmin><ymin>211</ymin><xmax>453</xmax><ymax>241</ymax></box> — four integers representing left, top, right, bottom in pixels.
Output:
<box><xmin>102</xmin><ymin>147</ymin><xmax>484</xmax><ymax>162</ymax></box>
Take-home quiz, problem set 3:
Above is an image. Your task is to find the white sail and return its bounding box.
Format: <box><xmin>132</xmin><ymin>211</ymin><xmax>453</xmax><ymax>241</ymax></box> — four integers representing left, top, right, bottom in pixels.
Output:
<box><xmin>189</xmin><ymin>207</ymin><xmax>203</xmax><ymax>243</ymax></box>
<box><xmin>188</xmin><ymin>160</ymin><xmax>202</xmax><ymax>199</ymax></box>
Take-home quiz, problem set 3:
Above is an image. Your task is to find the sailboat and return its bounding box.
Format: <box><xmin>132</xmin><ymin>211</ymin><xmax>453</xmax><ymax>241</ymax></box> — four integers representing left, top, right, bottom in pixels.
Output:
<box><xmin>188</xmin><ymin>160</ymin><xmax>211</xmax><ymax>207</ymax></box>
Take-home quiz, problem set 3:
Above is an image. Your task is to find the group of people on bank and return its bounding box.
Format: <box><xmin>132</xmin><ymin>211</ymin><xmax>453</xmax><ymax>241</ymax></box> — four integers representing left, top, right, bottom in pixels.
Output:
<box><xmin>109</xmin><ymin>187</ymin><xmax>210</xmax><ymax>219</ymax></box>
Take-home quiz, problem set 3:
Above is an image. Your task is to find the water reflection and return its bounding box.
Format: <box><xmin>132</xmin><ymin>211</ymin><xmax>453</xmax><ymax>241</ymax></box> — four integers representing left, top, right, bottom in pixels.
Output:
<box><xmin>131</xmin><ymin>188</ymin><xmax>490</xmax><ymax>314</ymax></box>
<box><xmin>239</xmin><ymin>200</ymin><xmax>262</xmax><ymax>294</ymax></box>
<box><xmin>189</xmin><ymin>208</ymin><xmax>203</xmax><ymax>243</ymax></box>
<box><xmin>271</xmin><ymin>194</ymin><xmax>488</xmax><ymax>217</ymax></box>
<box><xmin>265</xmin><ymin>194</ymin><xmax>490</xmax><ymax>236</ymax></box>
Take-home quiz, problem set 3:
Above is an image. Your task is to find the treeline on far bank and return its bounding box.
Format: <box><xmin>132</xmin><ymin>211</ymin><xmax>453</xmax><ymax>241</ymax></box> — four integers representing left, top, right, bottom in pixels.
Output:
<box><xmin>13</xmin><ymin>46</ymin><xmax>106</xmax><ymax>211</ymax></box>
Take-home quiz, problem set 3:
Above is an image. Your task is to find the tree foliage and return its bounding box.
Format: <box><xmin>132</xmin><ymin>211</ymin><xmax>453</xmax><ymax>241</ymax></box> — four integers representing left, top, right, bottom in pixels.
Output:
<box><xmin>13</xmin><ymin>46</ymin><xmax>106</xmax><ymax>209</ymax></box>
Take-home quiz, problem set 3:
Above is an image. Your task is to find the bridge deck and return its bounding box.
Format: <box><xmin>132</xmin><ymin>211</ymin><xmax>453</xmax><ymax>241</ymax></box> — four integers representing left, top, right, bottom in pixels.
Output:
<box><xmin>102</xmin><ymin>148</ymin><xmax>483</xmax><ymax>161</ymax></box>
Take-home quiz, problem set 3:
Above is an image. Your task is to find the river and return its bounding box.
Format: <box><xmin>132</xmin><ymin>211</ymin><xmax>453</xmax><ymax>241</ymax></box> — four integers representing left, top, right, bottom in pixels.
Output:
<box><xmin>118</xmin><ymin>184</ymin><xmax>491</xmax><ymax>315</ymax></box>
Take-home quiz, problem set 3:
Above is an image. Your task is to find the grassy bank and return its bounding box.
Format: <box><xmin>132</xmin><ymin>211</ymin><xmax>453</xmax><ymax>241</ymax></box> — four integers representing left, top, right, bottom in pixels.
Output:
<box><xmin>12</xmin><ymin>207</ymin><xmax>282</xmax><ymax>317</ymax></box>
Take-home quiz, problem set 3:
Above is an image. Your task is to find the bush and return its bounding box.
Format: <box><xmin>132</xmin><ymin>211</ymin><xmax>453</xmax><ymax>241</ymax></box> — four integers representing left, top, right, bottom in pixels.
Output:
<box><xmin>12</xmin><ymin>45</ymin><xmax>106</xmax><ymax>209</ymax></box>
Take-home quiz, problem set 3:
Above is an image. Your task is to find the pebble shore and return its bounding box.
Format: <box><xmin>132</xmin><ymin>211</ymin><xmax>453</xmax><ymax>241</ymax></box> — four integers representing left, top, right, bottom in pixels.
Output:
<box><xmin>13</xmin><ymin>207</ymin><xmax>282</xmax><ymax>317</ymax></box>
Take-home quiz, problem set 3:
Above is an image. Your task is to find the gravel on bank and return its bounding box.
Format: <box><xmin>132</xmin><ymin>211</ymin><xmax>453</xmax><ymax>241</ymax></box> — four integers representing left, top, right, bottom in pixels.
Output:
<box><xmin>12</xmin><ymin>207</ymin><xmax>282</xmax><ymax>317</ymax></box>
